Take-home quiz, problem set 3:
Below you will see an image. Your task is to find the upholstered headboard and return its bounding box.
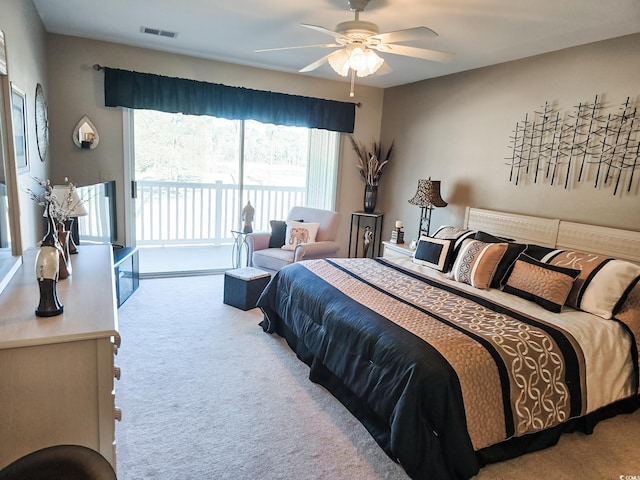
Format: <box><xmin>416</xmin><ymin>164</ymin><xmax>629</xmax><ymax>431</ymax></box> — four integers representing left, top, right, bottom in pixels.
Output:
<box><xmin>464</xmin><ymin>207</ymin><xmax>640</xmax><ymax>264</ymax></box>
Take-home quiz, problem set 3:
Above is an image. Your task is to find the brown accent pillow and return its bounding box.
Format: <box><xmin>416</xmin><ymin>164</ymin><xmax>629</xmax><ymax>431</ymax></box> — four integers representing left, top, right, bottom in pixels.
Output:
<box><xmin>615</xmin><ymin>281</ymin><xmax>640</xmax><ymax>359</ymax></box>
<box><xmin>450</xmin><ymin>239</ymin><xmax>509</xmax><ymax>289</ymax></box>
<box><xmin>474</xmin><ymin>231</ymin><xmax>528</xmax><ymax>289</ymax></box>
<box><xmin>504</xmin><ymin>255</ymin><xmax>580</xmax><ymax>313</ymax></box>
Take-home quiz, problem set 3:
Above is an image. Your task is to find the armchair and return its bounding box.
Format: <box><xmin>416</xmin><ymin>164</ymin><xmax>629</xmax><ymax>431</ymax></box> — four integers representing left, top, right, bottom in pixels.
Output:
<box><xmin>246</xmin><ymin>206</ymin><xmax>341</xmax><ymax>275</ymax></box>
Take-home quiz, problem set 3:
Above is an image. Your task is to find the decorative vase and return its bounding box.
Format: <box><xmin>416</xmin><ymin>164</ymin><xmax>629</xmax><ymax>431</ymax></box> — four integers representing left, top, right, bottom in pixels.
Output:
<box><xmin>57</xmin><ymin>228</ymin><xmax>72</xmax><ymax>279</ymax></box>
<box><xmin>363</xmin><ymin>185</ymin><xmax>378</xmax><ymax>213</ymax></box>
<box><xmin>66</xmin><ymin>217</ymin><xmax>79</xmax><ymax>254</ymax></box>
<box><xmin>35</xmin><ymin>203</ymin><xmax>64</xmax><ymax>317</ymax></box>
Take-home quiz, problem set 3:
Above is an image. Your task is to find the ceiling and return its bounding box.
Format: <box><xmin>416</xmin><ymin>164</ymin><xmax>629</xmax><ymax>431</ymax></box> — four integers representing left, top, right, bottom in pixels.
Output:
<box><xmin>33</xmin><ymin>0</ymin><xmax>640</xmax><ymax>89</ymax></box>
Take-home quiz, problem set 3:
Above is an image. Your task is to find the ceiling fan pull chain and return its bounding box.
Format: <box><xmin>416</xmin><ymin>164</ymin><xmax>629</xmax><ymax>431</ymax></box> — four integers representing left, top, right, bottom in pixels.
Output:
<box><xmin>350</xmin><ymin>69</ymin><xmax>356</xmax><ymax>97</ymax></box>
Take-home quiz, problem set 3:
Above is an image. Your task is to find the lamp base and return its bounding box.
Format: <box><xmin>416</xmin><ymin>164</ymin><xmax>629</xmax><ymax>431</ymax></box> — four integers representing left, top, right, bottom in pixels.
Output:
<box><xmin>419</xmin><ymin>206</ymin><xmax>434</xmax><ymax>237</ymax></box>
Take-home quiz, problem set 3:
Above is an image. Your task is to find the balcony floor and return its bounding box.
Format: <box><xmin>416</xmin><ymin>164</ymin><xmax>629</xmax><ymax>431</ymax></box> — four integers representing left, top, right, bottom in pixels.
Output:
<box><xmin>138</xmin><ymin>244</ymin><xmax>242</xmax><ymax>277</ymax></box>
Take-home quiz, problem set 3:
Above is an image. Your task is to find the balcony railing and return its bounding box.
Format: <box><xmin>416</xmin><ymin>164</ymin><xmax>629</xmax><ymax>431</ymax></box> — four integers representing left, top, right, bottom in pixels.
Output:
<box><xmin>135</xmin><ymin>180</ymin><xmax>306</xmax><ymax>246</ymax></box>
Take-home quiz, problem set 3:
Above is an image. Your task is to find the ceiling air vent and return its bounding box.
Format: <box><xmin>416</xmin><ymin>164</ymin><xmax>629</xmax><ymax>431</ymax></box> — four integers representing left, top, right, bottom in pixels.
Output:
<box><xmin>140</xmin><ymin>26</ymin><xmax>178</xmax><ymax>39</ymax></box>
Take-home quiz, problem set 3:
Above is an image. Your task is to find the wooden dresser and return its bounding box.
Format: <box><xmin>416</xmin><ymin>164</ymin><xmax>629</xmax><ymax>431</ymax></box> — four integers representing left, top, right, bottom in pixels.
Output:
<box><xmin>0</xmin><ymin>245</ymin><xmax>120</xmax><ymax>471</ymax></box>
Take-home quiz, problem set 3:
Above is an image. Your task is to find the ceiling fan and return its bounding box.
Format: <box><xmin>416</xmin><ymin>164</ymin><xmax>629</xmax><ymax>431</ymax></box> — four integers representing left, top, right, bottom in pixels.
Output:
<box><xmin>256</xmin><ymin>0</ymin><xmax>454</xmax><ymax>96</ymax></box>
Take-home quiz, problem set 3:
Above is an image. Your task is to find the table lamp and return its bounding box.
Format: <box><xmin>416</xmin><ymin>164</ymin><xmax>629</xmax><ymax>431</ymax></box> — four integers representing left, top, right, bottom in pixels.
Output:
<box><xmin>408</xmin><ymin>178</ymin><xmax>447</xmax><ymax>237</ymax></box>
<box><xmin>51</xmin><ymin>185</ymin><xmax>88</xmax><ymax>254</ymax></box>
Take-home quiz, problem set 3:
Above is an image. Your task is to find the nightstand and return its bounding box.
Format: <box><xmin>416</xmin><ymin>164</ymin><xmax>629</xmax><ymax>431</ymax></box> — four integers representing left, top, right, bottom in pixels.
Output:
<box><xmin>382</xmin><ymin>241</ymin><xmax>414</xmax><ymax>259</ymax></box>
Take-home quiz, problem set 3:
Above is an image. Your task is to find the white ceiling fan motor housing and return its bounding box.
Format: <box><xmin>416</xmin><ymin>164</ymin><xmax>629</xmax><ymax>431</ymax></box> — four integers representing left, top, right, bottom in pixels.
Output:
<box><xmin>334</xmin><ymin>20</ymin><xmax>379</xmax><ymax>44</ymax></box>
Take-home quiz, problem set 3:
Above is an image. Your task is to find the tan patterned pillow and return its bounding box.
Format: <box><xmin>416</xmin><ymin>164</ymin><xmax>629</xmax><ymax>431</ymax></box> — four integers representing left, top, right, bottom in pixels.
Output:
<box><xmin>504</xmin><ymin>255</ymin><xmax>580</xmax><ymax>313</ymax></box>
<box><xmin>615</xmin><ymin>282</ymin><xmax>640</xmax><ymax>370</ymax></box>
<box><xmin>450</xmin><ymin>239</ymin><xmax>508</xmax><ymax>289</ymax></box>
<box><xmin>616</xmin><ymin>281</ymin><xmax>640</xmax><ymax>323</ymax></box>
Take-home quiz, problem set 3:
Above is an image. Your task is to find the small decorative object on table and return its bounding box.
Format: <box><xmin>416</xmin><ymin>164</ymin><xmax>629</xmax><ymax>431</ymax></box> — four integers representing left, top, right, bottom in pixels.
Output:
<box><xmin>35</xmin><ymin>202</ymin><xmax>64</xmax><ymax>317</ymax></box>
<box><xmin>362</xmin><ymin>226</ymin><xmax>373</xmax><ymax>258</ymax></box>
<box><xmin>350</xmin><ymin>135</ymin><xmax>394</xmax><ymax>213</ymax></box>
<box><xmin>242</xmin><ymin>200</ymin><xmax>255</xmax><ymax>234</ymax></box>
<box><xmin>390</xmin><ymin>220</ymin><xmax>405</xmax><ymax>244</ymax></box>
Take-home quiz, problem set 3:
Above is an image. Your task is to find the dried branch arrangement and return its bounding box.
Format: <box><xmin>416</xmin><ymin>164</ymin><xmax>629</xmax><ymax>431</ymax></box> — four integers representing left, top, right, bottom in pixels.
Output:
<box><xmin>350</xmin><ymin>135</ymin><xmax>394</xmax><ymax>186</ymax></box>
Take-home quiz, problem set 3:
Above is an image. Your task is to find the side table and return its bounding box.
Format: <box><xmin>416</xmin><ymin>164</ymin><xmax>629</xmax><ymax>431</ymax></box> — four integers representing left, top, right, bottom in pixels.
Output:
<box><xmin>231</xmin><ymin>229</ymin><xmax>249</xmax><ymax>268</ymax></box>
<box><xmin>223</xmin><ymin>267</ymin><xmax>271</xmax><ymax>310</ymax></box>
<box><xmin>348</xmin><ymin>211</ymin><xmax>384</xmax><ymax>258</ymax></box>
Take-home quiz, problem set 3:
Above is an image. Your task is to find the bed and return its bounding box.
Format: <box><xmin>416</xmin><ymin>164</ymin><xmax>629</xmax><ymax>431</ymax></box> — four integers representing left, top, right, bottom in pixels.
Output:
<box><xmin>257</xmin><ymin>207</ymin><xmax>640</xmax><ymax>480</ymax></box>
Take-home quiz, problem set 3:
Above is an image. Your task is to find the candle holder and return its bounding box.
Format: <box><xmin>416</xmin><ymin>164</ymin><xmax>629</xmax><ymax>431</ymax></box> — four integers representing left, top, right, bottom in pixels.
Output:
<box><xmin>390</xmin><ymin>227</ymin><xmax>404</xmax><ymax>244</ymax></box>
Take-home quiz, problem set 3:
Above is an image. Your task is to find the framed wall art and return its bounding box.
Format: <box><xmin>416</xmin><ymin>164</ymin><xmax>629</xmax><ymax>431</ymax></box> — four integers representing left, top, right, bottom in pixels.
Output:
<box><xmin>10</xmin><ymin>82</ymin><xmax>28</xmax><ymax>172</ymax></box>
<box><xmin>35</xmin><ymin>83</ymin><xmax>49</xmax><ymax>162</ymax></box>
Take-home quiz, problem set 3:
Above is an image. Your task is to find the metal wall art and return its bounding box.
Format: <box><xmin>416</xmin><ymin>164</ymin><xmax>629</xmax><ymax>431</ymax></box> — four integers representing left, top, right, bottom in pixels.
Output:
<box><xmin>506</xmin><ymin>96</ymin><xmax>639</xmax><ymax>195</ymax></box>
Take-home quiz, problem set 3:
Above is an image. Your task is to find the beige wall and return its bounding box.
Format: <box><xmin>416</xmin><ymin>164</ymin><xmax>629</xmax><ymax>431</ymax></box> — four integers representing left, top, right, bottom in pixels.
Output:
<box><xmin>0</xmin><ymin>0</ymin><xmax>49</xmax><ymax>250</ymax></box>
<box><xmin>381</xmin><ymin>33</ymin><xmax>640</xmax><ymax>242</ymax></box>
<box><xmin>45</xmin><ymin>34</ymin><xmax>384</xmax><ymax>253</ymax></box>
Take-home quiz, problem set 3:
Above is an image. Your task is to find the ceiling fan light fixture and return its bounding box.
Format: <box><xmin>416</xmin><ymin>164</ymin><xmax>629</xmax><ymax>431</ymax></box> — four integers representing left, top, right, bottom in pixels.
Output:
<box><xmin>348</xmin><ymin>46</ymin><xmax>367</xmax><ymax>70</ymax></box>
<box><xmin>328</xmin><ymin>49</ymin><xmax>351</xmax><ymax>77</ymax></box>
<box><xmin>359</xmin><ymin>48</ymin><xmax>384</xmax><ymax>77</ymax></box>
<box><xmin>328</xmin><ymin>45</ymin><xmax>384</xmax><ymax>78</ymax></box>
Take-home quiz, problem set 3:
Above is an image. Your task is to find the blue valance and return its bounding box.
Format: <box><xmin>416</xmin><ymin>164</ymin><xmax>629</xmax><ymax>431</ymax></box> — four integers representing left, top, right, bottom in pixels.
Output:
<box><xmin>103</xmin><ymin>67</ymin><xmax>355</xmax><ymax>133</ymax></box>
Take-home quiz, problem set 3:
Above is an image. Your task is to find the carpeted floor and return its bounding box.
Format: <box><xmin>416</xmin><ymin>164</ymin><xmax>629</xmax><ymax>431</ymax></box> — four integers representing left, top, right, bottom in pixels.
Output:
<box><xmin>116</xmin><ymin>275</ymin><xmax>640</xmax><ymax>479</ymax></box>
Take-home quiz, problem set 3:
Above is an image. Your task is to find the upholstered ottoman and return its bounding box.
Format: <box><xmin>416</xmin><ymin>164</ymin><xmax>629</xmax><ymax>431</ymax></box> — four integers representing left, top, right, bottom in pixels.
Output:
<box><xmin>223</xmin><ymin>267</ymin><xmax>271</xmax><ymax>310</ymax></box>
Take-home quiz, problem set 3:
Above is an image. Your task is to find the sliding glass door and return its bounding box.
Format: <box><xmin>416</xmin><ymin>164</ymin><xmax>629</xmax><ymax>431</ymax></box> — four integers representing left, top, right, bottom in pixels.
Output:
<box><xmin>130</xmin><ymin>110</ymin><xmax>339</xmax><ymax>275</ymax></box>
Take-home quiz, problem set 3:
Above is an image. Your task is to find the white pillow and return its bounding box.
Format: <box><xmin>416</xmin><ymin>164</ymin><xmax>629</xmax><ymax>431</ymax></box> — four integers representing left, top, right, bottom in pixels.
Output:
<box><xmin>281</xmin><ymin>221</ymin><xmax>320</xmax><ymax>251</ymax></box>
<box><xmin>578</xmin><ymin>260</ymin><xmax>640</xmax><ymax>319</ymax></box>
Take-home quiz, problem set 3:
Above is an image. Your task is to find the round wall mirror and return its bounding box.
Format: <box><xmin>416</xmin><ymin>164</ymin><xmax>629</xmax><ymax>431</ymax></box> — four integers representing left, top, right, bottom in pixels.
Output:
<box><xmin>72</xmin><ymin>115</ymin><xmax>99</xmax><ymax>149</ymax></box>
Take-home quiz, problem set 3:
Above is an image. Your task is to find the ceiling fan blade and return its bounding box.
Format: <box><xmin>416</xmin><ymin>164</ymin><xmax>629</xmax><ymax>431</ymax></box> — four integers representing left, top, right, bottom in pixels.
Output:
<box><xmin>299</xmin><ymin>52</ymin><xmax>335</xmax><ymax>73</ymax></box>
<box><xmin>376</xmin><ymin>62</ymin><xmax>393</xmax><ymax>76</ymax></box>
<box><xmin>255</xmin><ymin>43</ymin><xmax>340</xmax><ymax>53</ymax></box>
<box><xmin>369</xmin><ymin>26</ymin><xmax>438</xmax><ymax>44</ymax></box>
<box><xmin>373</xmin><ymin>44</ymin><xmax>454</xmax><ymax>63</ymax></box>
<box><xmin>301</xmin><ymin>23</ymin><xmax>350</xmax><ymax>41</ymax></box>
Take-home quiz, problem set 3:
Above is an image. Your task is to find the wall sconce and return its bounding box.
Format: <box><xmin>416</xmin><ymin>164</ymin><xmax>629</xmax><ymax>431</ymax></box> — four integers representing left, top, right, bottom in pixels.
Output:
<box><xmin>72</xmin><ymin>115</ymin><xmax>99</xmax><ymax>150</ymax></box>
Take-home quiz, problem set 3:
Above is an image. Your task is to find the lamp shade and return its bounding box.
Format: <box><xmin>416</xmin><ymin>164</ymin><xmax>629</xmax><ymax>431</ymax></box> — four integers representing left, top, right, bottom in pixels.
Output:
<box><xmin>328</xmin><ymin>49</ymin><xmax>351</xmax><ymax>77</ymax></box>
<box><xmin>51</xmin><ymin>185</ymin><xmax>88</xmax><ymax>216</ymax></box>
<box><xmin>408</xmin><ymin>179</ymin><xmax>447</xmax><ymax>208</ymax></box>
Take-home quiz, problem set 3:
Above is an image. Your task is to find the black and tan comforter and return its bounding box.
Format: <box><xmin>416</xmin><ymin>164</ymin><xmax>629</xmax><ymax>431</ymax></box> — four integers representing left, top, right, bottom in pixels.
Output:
<box><xmin>257</xmin><ymin>257</ymin><xmax>639</xmax><ymax>480</ymax></box>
